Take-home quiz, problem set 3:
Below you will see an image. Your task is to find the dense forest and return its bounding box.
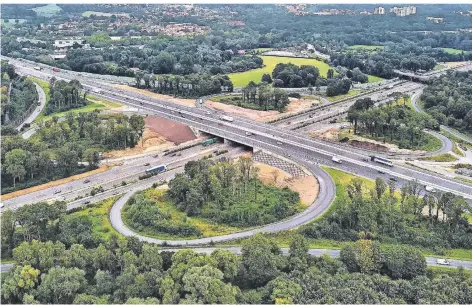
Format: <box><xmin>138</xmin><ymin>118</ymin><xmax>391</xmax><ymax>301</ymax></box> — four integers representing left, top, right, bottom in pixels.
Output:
<box><xmin>1</xmin><ymin>113</ymin><xmax>144</xmax><ymax>194</ymax></box>
<box><xmin>302</xmin><ymin>177</ymin><xmax>471</xmax><ymax>251</ymax></box>
<box><xmin>1</xmin><ymin>61</ymin><xmax>38</xmax><ymax>127</ymax></box>
<box><xmin>124</xmin><ymin>157</ymin><xmax>300</xmax><ymax>237</ymax></box>
<box><xmin>1</xmin><ymin>225</ymin><xmax>471</xmax><ymax>304</ymax></box>
<box><xmin>421</xmin><ymin>70</ymin><xmax>472</xmax><ymax>134</ymax></box>
<box><xmin>346</xmin><ymin>97</ymin><xmax>439</xmax><ymax>149</ymax></box>
<box><xmin>2</xmin><ymin>5</ymin><xmax>472</xmax><ymax>81</ymax></box>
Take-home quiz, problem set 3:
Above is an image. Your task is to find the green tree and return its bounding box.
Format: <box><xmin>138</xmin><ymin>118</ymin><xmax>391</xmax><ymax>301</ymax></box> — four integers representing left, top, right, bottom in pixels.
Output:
<box><xmin>1</xmin><ymin>265</ymin><xmax>40</xmax><ymax>303</ymax></box>
<box><xmin>5</xmin><ymin>148</ymin><xmax>26</xmax><ymax>187</ymax></box>
<box><xmin>37</xmin><ymin>267</ymin><xmax>87</xmax><ymax>304</ymax></box>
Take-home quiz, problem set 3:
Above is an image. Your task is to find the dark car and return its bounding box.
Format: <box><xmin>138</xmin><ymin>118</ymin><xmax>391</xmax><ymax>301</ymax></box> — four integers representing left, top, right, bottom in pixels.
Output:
<box><xmin>144</xmin><ymin>163</ymin><xmax>150</xmax><ymax>166</ymax></box>
<box><xmin>377</xmin><ymin>170</ymin><xmax>386</xmax><ymax>174</ymax></box>
<box><xmin>84</xmin><ymin>200</ymin><xmax>91</xmax><ymax>205</ymax></box>
<box><xmin>389</xmin><ymin>177</ymin><xmax>398</xmax><ymax>182</ymax></box>
<box><xmin>84</xmin><ymin>179</ymin><xmax>91</xmax><ymax>184</ymax></box>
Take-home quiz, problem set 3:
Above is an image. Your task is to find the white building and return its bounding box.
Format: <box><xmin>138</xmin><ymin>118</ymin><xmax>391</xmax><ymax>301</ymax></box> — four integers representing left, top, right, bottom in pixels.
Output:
<box><xmin>374</xmin><ymin>7</ymin><xmax>385</xmax><ymax>15</ymax></box>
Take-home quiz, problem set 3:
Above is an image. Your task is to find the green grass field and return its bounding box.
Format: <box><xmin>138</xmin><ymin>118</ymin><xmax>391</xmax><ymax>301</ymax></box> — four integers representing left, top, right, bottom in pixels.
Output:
<box><xmin>348</xmin><ymin>45</ymin><xmax>385</xmax><ymax>50</ymax></box>
<box><xmin>441</xmin><ymin>48</ymin><xmax>467</xmax><ymax>55</ymax></box>
<box><xmin>326</xmin><ymin>89</ymin><xmax>363</xmax><ymax>102</ymax></box>
<box><xmin>32</xmin><ymin>4</ymin><xmax>62</xmax><ymax>17</ymax></box>
<box><xmin>367</xmin><ymin>74</ymin><xmax>384</xmax><ymax>83</ymax></box>
<box><xmin>64</xmin><ymin>196</ymin><xmax>122</xmax><ymax>242</ymax></box>
<box><xmin>420</xmin><ymin>153</ymin><xmax>458</xmax><ymax>162</ymax></box>
<box><xmin>229</xmin><ymin>56</ymin><xmax>332</xmax><ymax>87</ymax></box>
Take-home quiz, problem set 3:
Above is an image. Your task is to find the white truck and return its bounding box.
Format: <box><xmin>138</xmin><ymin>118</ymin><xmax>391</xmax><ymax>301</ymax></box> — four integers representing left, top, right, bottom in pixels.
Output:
<box><xmin>219</xmin><ymin>115</ymin><xmax>234</xmax><ymax>122</ymax></box>
<box><xmin>34</xmin><ymin>66</ymin><xmax>41</xmax><ymax>71</ymax></box>
<box><xmin>332</xmin><ymin>156</ymin><xmax>342</xmax><ymax>164</ymax></box>
<box><xmin>436</xmin><ymin>258</ymin><xmax>450</xmax><ymax>266</ymax></box>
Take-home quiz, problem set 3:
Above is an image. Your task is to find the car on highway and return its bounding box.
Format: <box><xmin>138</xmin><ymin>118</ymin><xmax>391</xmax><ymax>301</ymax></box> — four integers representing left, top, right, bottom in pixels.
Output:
<box><xmin>245</xmin><ymin>131</ymin><xmax>253</xmax><ymax>136</ymax></box>
<box><xmin>84</xmin><ymin>200</ymin><xmax>91</xmax><ymax>205</ymax></box>
<box><xmin>436</xmin><ymin>258</ymin><xmax>450</xmax><ymax>266</ymax></box>
<box><xmin>389</xmin><ymin>177</ymin><xmax>398</xmax><ymax>182</ymax></box>
<box><xmin>362</xmin><ymin>157</ymin><xmax>369</xmax><ymax>162</ymax></box>
<box><xmin>425</xmin><ymin>185</ymin><xmax>437</xmax><ymax>193</ymax></box>
<box><xmin>0</xmin><ymin>202</ymin><xmax>4</xmax><ymax>209</ymax></box>
<box><xmin>276</xmin><ymin>141</ymin><xmax>283</xmax><ymax>145</ymax></box>
<box><xmin>206</xmin><ymin>111</ymin><xmax>211</xmax><ymax>115</ymax></box>
<box><xmin>377</xmin><ymin>170</ymin><xmax>386</xmax><ymax>174</ymax></box>
<box><xmin>84</xmin><ymin>179</ymin><xmax>91</xmax><ymax>184</ymax></box>
<box><xmin>53</xmin><ymin>189</ymin><xmax>62</xmax><ymax>194</ymax></box>
<box><xmin>144</xmin><ymin>163</ymin><xmax>150</xmax><ymax>166</ymax></box>
<box><xmin>332</xmin><ymin>156</ymin><xmax>342</xmax><ymax>164</ymax></box>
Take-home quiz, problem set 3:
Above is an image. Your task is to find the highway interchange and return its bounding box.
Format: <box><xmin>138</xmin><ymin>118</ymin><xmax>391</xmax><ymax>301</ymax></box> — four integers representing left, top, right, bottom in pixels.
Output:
<box><xmin>1</xmin><ymin>56</ymin><xmax>472</xmax><ymax>271</ymax></box>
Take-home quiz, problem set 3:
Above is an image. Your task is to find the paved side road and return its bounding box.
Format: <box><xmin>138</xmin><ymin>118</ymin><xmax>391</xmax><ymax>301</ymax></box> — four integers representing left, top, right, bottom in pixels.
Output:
<box><xmin>2</xmin><ymin>248</ymin><xmax>470</xmax><ymax>272</ymax></box>
<box><xmin>17</xmin><ymin>82</ymin><xmax>46</xmax><ymax>133</ymax></box>
<box><xmin>109</xmin><ymin>164</ymin><xmax>335</xmax><ymax>246</ymax></box>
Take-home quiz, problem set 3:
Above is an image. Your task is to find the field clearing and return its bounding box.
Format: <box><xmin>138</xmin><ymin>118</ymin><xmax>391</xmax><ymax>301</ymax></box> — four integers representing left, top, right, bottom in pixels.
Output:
<box><xmin>229</xmin><ymin>56</ymin><xmax>332</xmax><ymax>87</ymax></box>
<box><xmin>326</xmin><ymin>89</ymin><xmax>363</xmax><ymax>102</ymax></box>
<box><xmin>82</xmin><ymin>11</ymin><xmax>130</xmax><ymax>17</ymax></box>
<box><xmin>65</xmin><ymin>196</ymin><xmax>121</xmax><ymax>241</ymax></box>
<box><xmin>32</xmin><ymin>4</ymin><xmax>61</xmax><ymax>16</ymax></box>
<box><xmin>442</xmin><ymin>48</ymin><xmax>467</xmax><ymax>55</ymax></box>
<box><xmin>367</xmin><ymin>75</ymin><xmax>384</xmax><ymax>83</ymax></box>
<box><xmin>348</xmin><ymin>45</ymin><xmax>385</xmax><ymax>50</ymax></box>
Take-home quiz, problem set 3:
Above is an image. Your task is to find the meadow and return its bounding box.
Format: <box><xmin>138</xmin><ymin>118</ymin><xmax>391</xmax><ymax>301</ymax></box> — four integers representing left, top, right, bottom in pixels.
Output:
<box><xmin>229</xmin><ymin>55</ymin><xmax>332</xmax><ymax>87</ymax></box>
<box><xmin>441</xmin><ymin>48</ymin><xmax>467</xmax><ymax>55</ymax></box>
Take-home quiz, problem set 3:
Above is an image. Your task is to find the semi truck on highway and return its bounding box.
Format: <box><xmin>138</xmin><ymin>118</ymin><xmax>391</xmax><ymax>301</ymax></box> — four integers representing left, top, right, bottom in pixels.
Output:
<box><xmin>370</xmin><ymin>156</ymin><xmax>393</xmax><ymax>167</ymax></box>
<box><xmin>145</xmin><ymin>164</ymin><xmax>167</xmax><ymax>175</ymax></box>
<box><xmin>219</xmin><ymin>115</ymin><xmax>234</xmax><ymax>122</ymax></box>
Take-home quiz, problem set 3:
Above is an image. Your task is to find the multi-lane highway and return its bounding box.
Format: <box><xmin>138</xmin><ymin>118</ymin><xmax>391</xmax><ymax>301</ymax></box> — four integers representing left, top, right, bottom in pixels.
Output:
<box><xmin>6</xmin><ymin>56</ymin><xmax>472</xmax><ymax>201</ymax></box>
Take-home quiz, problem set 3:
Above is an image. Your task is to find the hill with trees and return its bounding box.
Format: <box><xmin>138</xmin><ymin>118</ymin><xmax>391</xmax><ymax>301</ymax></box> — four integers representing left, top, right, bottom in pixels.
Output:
<box><xmin>421</xmin><ymin>70</ymin><xmax>472</xmax><ymax>135</ymax></box>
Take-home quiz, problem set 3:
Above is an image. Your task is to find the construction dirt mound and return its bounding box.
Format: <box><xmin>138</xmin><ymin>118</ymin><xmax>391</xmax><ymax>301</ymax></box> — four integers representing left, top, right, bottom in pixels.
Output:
<box><xmin>350</xmin><ymin>140</ymin><xmax>389</xmax><ymax>152</ymax></box>
<box><xmin>145</xmin><ymin>116</ymin><xmax>196</xmax><ymax>144</ymax></box>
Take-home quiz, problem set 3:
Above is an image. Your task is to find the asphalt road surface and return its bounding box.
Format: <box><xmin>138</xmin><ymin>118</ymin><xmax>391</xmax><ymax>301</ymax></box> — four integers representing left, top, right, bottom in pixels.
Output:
<box><xmin>17</xmin><ymin>82</ymin><xmax>46</xmax><ymax>133</ymax></box>
<box><xmin>10</xmin><ymin>59</ymin><xmax>472</xmax><ymax>200</ymax></box>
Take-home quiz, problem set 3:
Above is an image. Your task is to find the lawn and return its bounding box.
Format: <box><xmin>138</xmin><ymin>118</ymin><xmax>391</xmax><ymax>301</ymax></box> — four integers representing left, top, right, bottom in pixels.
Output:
<box><xmin>32</xmin><ymin>4</ymin><xmax>62</xmax><ymax>17</ymax></box>
<box><xmin>367</xmin><ymin>75</ymin><xmax>384</xmax><ymax>83</ymax></box>
<box><xmin>433</xmin><ymin>64</ymin><xmax>445</xmax><ymax>70</ymax></box>
<box><xmin>420</xmin><ymin>153</ymin><xmax>458</xmax><ymax>162</ymax></box>
<box><xmin>28</xmin><ymin>77</ymin><xmax>120</xmax><ymax>123</ymax></box>
<box><xmin>229</xmin><ymin>55</ymin><xmax>332</xmax><ymax>87</ymax></box>
<box><xmin>210</xmin><ymin>94</ymin><xmax>280</xmax><ymax>111</ymax></box>
<box><xmin>64</xmin><ymin>196</ymin><xmax>122</xmax><ymax>242</ymax></box>
<box><xmin>326</xmin><ymin>89</ymin><xmax>363</xmax><ymax>102</ymax></box>
<box><xmin>452</xmin><ymin>142</ymin><xmax>465</xmax><ymax>157</ymax></box>
<box><xmin>441</xmin><ymin>48</ymin><xmax>467</xmax><ymax>55</ymax></box>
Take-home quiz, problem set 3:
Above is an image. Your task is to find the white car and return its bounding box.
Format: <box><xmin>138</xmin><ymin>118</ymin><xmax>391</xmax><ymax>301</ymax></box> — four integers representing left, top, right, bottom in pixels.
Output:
<box><xmin>332</xmin><ymin>156</ymin><xmax>342</xmax><ymax>164</ymax></box>
<box><xmin>245</xmin><ymin>131</ymin><xmax>252</xmax><ymax>136</ymax></box>
<box><xmin>436</xmin><ymin>258</ymin><xmax>450</xmax><ymax>266</ymax></box>
<box><xmin>0</xmin><ymin>202</ymin><xmax>4</xmax><ymax>209</ymax></box>
<box><xmin>425</xmin><ymin>185</ymin><xmax>437</xmax><ymax>193</ymax></box>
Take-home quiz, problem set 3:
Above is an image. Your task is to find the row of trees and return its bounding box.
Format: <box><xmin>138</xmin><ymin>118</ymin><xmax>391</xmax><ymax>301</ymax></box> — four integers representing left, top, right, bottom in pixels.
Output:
<box><xmin>1</xmin><ymin>112</ymin><xmax>145</xmax><ymax>193</ymax></box>
<box><xmin>302</xmin><ymin>176</ymin><xmax>471</xmax><ymax>251</ymax></box>
<box><xmin>165</xmin><ymin>157</ymin><xmax>300</xmax><ymax>227</ymax></box>
<box><xmin>1</xmin><ymin>64</ymin><xmax>38</xmax><ymax>126</ymax></box>
<box><xmin>45</xmin><ymin>77</ymin><xmax>86</xmax><ymax>115</ymax></box>
<box><xmin>1</xmin><ymin>231</ymin><xmax>470</xmax><ymax>304</ymax></box>
<box><xmin>135</xmin><ymin>72</ymin><xmax>233</xmax><ymax>97</ymax></box>
<box><xmin>421</xmin><ymin>70</ymin><xmax>472</xmax><ymax>133</ymax></box>
<box><xmin>239</xmin><ymin>81</ymin><xmax>290</xmax><ymax>111</ymax></box>
<box><xmin>347</xmin><ymin>98</ymin><xmax>439</xmax><ymax>149</ymax></box>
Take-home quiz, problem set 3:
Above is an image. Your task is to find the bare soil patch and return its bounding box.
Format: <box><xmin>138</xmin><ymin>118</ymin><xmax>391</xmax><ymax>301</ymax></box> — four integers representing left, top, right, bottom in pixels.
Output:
<box><xmin>350</xmin><ymin>140</ymin><xmax>389</xmax><ymax>153</ymax></box>
<box><xmin>1</xmin><ymin>166</ymin><xmax>112</xmax><ymax>201</ymax></box>
<box><xmin>255</xmin><ymin>162</ymin><xmax>319</xmax><ymax>206</ymax></box>
<box><xmin>112</xmin><ymin>84</ymin><xmax>196</xmax><ymax>107</ymax></box>
<box><xmin>145</xmin><ymin>116</ymin><xmax>197</xmax><ymax>144</ymax></box>
<box><xmin>103</xmin><ymin>127</ymin><xmax>174</xmax><ymax>159</ymax></box>
<box><xmin>206</xmin><ymin>96</ymin><xmax>320</xmax><ymax>122</ymax></box>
